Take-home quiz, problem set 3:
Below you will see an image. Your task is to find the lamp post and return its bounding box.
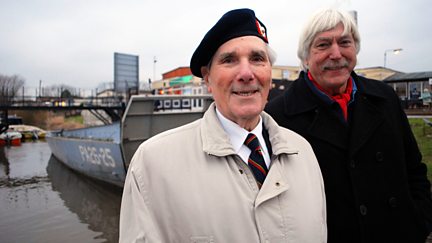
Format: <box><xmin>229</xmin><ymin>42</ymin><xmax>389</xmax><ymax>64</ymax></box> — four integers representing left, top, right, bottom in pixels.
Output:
<box><xmin>39</xmin><ymin>80</ymin><xmax>42</xmax><ymax>98</ymax></box>
<box><xmin>384</xmin><ymin>48</ymin><xmax>403</xmax><ymax>68</ymax></box>
<box><xmin>153</xmin><ymin>56</ymin><xmax>157</xmax><ymax>82</ymax></box>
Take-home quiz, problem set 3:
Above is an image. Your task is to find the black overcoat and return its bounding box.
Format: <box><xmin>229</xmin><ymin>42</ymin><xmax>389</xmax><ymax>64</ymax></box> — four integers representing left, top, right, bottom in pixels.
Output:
<box><xmin>265</xmin><ymin>71</ymin><xmax>432</xmax><ymax>243</ymax></box>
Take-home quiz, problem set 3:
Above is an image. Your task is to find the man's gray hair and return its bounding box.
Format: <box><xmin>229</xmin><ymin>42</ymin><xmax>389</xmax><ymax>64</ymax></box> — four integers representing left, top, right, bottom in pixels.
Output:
<box><xmin>266</xmin><ymin>44</ymin><xmax>277</xmax><ymax>66</ymax></box>
<box><xmin>297</xmin><ymin>8</ymin><xmax>361</xmax><ymax>71</ymax></box>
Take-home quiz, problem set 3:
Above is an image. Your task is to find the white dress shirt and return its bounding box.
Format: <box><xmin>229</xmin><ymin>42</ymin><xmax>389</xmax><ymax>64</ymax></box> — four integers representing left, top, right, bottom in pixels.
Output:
<box><xmin>215</xmin><ymin>108</ymin><xmax>271</xmax><ymax>168</ymax></box>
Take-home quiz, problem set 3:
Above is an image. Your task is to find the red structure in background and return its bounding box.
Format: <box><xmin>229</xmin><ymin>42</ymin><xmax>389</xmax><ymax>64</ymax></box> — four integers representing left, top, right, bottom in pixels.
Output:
<box><xmin>162</xmin><ymin>67</ymin><xmax>192</xmax><ymax>79</ymax></box>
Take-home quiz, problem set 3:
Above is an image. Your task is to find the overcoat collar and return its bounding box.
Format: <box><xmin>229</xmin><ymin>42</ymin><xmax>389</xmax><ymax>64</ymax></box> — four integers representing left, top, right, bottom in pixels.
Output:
<box><xmin>282</xmin><ymin>71</ymin><xmax>388</xmax><ymax>155</ymax></box>
<box><xmin>201</xmin><ymin>102</ymin><xmax>299</xmax><ymax>157</ymax></box>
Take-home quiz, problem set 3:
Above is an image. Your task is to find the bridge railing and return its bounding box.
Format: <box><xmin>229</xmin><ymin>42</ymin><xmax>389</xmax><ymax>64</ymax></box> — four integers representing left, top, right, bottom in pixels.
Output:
<box><xmin>1</xmin><ymin>95</ymin><xmax>125</xmax><ymax>108</ymax></box>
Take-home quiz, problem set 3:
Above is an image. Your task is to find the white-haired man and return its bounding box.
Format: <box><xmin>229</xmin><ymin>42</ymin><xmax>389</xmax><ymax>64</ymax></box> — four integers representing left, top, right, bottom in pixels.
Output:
<box><xmin>266</xmin><ymin>8</ymin><xmax>432</xmax><ymax>243</ymax></box>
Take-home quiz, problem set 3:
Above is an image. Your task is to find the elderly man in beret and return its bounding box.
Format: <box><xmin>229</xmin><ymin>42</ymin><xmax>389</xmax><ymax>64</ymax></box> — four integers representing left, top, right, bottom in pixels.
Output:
<box><xmin>119</xmin><ymin>8</ymin><xmax>326</xmax><ymax>242</ymax></box>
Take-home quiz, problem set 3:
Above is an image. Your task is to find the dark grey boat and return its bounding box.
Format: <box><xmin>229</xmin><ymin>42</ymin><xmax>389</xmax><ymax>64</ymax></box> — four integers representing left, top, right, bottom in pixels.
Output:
<box><xmin>46</xmin><ymin>95</ymin><xmax>212</xmax><ymax>187</ymax></box>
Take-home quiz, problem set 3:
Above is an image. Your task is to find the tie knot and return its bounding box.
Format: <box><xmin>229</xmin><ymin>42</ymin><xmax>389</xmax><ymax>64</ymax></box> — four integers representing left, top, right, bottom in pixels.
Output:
<box><xmin>244</xmin><ymin>133</ymin><xmax>260</xmax><ymax>151</ymax></box>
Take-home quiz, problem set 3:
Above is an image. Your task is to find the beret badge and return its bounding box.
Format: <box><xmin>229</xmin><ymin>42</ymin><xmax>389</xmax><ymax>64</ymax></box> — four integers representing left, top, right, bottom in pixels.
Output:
<box><xmin>255</xmin><ymin>18</ymin><xmax>268</xmax><ymax>42</ymax></box>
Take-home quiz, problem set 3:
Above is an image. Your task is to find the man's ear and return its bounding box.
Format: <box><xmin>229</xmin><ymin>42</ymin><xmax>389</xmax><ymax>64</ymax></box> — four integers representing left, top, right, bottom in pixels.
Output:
<box><xmin>201</xmin><ymin>66</ymin><xmax>209</xmax><ymax>82</ymax></box>
<box><xmin>201</xmin><ymin>66</ymin><xmax>212</xmax><ymax>93</ymax></box>
<box><xmin>303</xmin><ymin>59</ymin><xmax>309</xmax><ymax>70</ymax></box>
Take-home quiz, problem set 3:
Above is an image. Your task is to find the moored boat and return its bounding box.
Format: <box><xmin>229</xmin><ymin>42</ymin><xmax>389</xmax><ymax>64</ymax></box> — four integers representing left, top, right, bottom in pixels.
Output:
<box><xmin>0</xmin><ymin>131</ymin><xmax>22</xmax><ymax>146</ymax></box>
<box><xmin>46</xmin><ymin>94</ymin><xmax>212</xmax><ymax>187</ymax></box>
<box><xmin>9</xmin><ymin>124</ymin><xmax>47</xmax><ymax>140</ymax></box>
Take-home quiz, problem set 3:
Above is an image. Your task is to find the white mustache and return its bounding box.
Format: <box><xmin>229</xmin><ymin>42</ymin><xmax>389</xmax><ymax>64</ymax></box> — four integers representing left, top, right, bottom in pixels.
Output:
<box><xmin>322</xmin><ymin>60</ymin><xmax>349</xmax><ymax>70</ymax></box>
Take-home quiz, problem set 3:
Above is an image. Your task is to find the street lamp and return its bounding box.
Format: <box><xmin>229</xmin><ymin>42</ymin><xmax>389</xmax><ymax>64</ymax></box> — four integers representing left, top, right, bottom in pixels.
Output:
<box><xmin>153</xmin><ymin>56</ymin><xmax>157</xmax><ymax>82</ymax></box>
<box><xmin>384</xmin><ymin>48</ymin><xmax>403</xmax><ymax>68</ymax></box>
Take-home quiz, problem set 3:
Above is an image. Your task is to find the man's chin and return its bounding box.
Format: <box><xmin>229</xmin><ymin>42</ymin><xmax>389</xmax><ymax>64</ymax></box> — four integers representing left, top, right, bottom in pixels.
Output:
<box><xmin>234</xmin><ymin>106</ymin><xmax>262</xmax><ymax>118</ymax></box>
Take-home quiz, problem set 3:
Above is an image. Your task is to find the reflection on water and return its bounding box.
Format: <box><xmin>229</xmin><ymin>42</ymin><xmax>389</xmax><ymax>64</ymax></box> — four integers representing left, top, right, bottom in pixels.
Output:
<box><xmin>0</xmin><ymin>146</ymin><xmax>10</xmax><ymax>180</ymax></box>
<box><xmin>47</xmin><ymin>155</ymin><xmax>122</xmax><ymax>242</ymax></box>
<box><xmin>0</xmin><ymin>141</ymin><xmax>122</xmax><ymax>243</ymax></box>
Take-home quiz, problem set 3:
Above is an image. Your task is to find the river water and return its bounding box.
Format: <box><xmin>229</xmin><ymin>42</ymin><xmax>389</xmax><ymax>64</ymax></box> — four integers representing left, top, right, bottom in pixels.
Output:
<box><xmin>2</xmin><ymin>140</ymin><xmax>432</xmax><ymax>243</ymax></box>
<box><xmin>0</xmin><ymin>141</ymin><xmax>122</xmax><ymax>243</ymax></box>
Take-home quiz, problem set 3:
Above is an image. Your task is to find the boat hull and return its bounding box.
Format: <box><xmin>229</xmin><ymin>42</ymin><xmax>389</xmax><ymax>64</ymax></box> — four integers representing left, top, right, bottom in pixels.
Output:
<box><xmin>0</xmin><ymin>131</ymin><xmax>22</xmax><ymax>146</ymax></box>
<box><xmin>46</xmin><ymin>135</ymin><xmax>126</xmax><ymax>187</ymax></box>
<box><xmin>45</xmin><ymin>94</ymin><xmax>213</xmax><ymax>187</ymax></box>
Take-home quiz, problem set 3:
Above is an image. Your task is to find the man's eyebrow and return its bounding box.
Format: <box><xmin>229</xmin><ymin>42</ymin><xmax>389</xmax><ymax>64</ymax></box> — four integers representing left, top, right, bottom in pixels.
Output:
<box><xmin>215</xmin><ymin>49</ymin><xmax>267</xmax><ymax>60</ymax></box>
<box><xmin>316</xmin><ymin>36</ymin><xmax>331</xmax><ymax>41</ymax></box>
<box><xmin>216</xmin><ymin>51</ymin><xmax>235</xmax><ymax>60</ymax></box>
<box><xmin>315</xmin><ymin>34</ymin><xmax>351</xmax><ymax>41</ymax></box>
<box><xmin>251</xmin><ymin>50</ymin><xmax>267</xmax><ymax>57</ymax></box>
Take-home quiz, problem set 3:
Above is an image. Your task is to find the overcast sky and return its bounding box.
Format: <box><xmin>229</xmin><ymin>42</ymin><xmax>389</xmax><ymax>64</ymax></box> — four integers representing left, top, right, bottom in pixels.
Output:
<box><xmin>1</xmin><ymin>0</ymin><xmax>431</xmax><ymax>90</ymax></box>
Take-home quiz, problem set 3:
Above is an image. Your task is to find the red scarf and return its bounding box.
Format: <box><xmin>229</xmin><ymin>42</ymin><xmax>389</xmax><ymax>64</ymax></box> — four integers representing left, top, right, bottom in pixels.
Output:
<box><xmin>308</xmin><ymin>72</ymin><xmax>353</xmax><ymax>120</ymax></box>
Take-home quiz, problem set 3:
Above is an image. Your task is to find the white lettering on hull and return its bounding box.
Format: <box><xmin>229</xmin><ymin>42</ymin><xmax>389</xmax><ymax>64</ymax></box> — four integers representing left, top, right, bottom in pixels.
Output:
<box><xmin>78</xmin><ymin>145</ymin><xmax>116</xmax><ymax>168</ymax></box>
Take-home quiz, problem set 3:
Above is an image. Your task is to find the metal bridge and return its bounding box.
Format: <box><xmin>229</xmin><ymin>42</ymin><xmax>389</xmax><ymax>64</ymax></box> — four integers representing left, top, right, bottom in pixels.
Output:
<box><xmin>0</xmin><ymin>95</ymin><xmax>126</xmax><ymax>131</ymax></box>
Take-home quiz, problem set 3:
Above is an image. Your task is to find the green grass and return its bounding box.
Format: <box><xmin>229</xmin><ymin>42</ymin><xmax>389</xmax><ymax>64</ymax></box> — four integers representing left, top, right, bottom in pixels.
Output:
<box><xmin>409</xmin><ymin>118</ymin><xmax>432</xmax><ymax>180</ymax></box>
<box><xmin>65</xmin><ymin>115</ymin><xmax>84</xmax><ymax>124</ymax></box>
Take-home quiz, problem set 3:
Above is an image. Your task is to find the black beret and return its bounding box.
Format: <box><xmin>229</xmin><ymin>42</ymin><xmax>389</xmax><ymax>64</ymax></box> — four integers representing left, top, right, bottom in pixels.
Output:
<box><xmin>190</xmin><ymin>8</ymin><xmax>268</xmax><ymax>78</ymax></box>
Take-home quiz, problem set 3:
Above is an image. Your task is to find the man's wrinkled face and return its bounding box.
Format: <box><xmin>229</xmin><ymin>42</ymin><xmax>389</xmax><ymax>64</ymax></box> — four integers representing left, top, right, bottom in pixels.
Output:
<box><xmin>202</xmin><ymin>36</ymin><xmax>272</xmax><ymax>127</ymax></box>
<box><xmin>306</xmin><ymin>23</ymin><xmax>357</xmax><ymax>94</ymax></box>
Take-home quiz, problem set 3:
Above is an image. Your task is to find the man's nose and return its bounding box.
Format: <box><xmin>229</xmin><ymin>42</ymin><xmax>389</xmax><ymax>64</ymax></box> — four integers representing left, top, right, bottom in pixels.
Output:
<box><xmin>237</xmin><ymin>60</ymin><xmax>254</xmax><ymax>82</ymax></box>
<box><xmin>329</xmin><ymin>43</ymin><xmax>342</xmax><ymax>59</ymax></box>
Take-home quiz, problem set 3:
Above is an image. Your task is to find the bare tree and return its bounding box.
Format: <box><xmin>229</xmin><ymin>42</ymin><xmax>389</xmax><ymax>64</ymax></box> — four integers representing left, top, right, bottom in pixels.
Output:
<box><xmin>0</xmin><ymin>74</ymin><xmax>25</xmax><ymax>105</ymax></box>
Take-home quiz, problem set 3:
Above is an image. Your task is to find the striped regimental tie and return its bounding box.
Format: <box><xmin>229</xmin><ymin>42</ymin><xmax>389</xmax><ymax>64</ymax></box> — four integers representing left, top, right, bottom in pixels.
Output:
<box><xmin>244</xmin><ymin>133</ymin><xmax>268</xmax><ymax>188</ymax></box>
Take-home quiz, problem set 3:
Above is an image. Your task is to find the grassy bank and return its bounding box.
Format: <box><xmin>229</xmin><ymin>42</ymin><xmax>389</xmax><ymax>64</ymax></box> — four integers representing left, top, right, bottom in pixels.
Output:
<box><xmin>7</xmin><ymin>110</ymin><xmax>84</xmax><ymax>130</ymax></box>
<box><xmin>409</xmin><ymin>118</ymin><xmax>432</xmax><ymax>180</ymax></box>
<box><xmin>65</xmin><ymin>115</ymin><xmax>84</xmax><ymax>124</ymax></box>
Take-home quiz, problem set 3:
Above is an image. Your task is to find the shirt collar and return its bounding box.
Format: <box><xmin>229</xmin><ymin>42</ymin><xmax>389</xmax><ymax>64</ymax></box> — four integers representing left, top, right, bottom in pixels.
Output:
<box><xmin>215</xmin><ymin>108</ymin><xmax>263</xmax><ymax>154</ymax></box>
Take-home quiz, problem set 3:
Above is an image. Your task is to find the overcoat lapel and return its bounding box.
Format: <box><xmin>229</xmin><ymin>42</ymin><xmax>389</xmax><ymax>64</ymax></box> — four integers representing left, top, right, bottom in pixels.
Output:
<box><xmin>307</xmin><ymin>106</ymin><xmax>349</xmax><ymax>150</ymax></box>
<box><xmin>283</xmin><ymin>74</ymin><xmax>349</xmax><ymax>150</ymax></box>
<box><xmin>281</xmin><ymin>72</ymin><xmax>388</xmax><ymax>154</ymax></box>
<box><xmin>348</xmin><ymin>94</ymin><xmax>384</xmax><ymax>156</ymax></box>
